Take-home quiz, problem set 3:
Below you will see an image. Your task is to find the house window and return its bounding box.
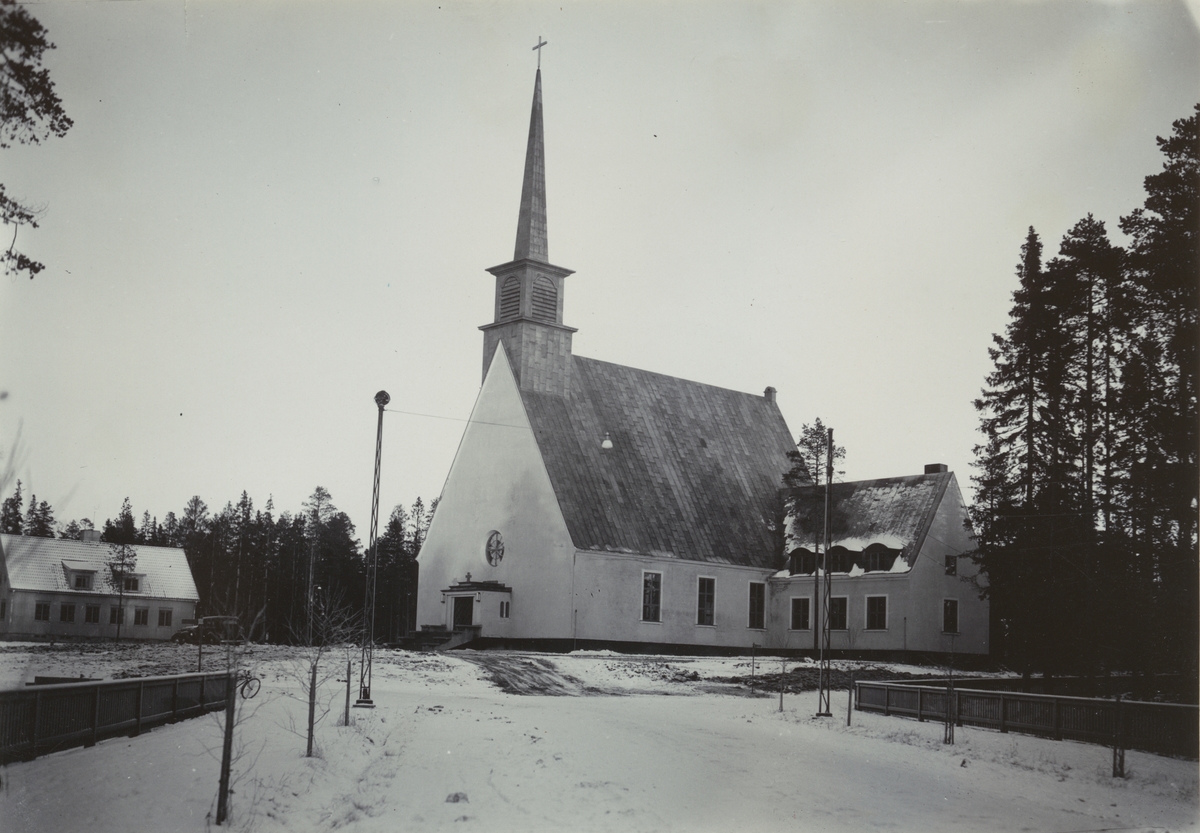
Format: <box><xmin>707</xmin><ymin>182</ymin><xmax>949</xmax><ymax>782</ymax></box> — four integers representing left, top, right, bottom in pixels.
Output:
<box><xmin>109</xmin><ymin>607</ymin><xmax>125</xmax><ymax>625</ymax></box>
<box><xmin>945</xmin><ymin>555</ymin><xmax>957</xmax><ymax>576</ymax></box>
<box><xmin>829</xmin><ymin>597</ymin><xmax>848</xmax><ymax>630</ymax></box>
<box><xmin>748</xmin><ymin>583</ymin><xmax>766</xmax><ymax>629</ymax></box>
<box><xmin>864</xmin><ymin>547</ymin><xmax>895</xmax><ymax>572</ymax></box>
<box><xmin>74</xmin><ymin>573</ymin><xmax>92</xmax><ymax>590</ymax></box>
<box><xmin>826</xmin><ymin>548</ymin><xmax>850</xmax><ymax>573</ymax></box>
<box><xmin>943</xmin><ymin>599</ymin><xmax>959</xmax><ymax>633</ymax></box>
<box><xmin>60</xmin><ymin>604</ymin><xmax>76</xmax><ymax>623</ymax></box>
<box><xmin>642</xmin><ymin>572</ymin><xmax>662</xmax><ymax>622</ymax></box>
<box><xmin>85</xmin><ymin>604</ymin><xmax>100</xmax><ymax>624</ymax></box>
<box><xmin>158</xmin><ymin>609</ymin><xmax>173</xmax><ymax>627</ymax></box>
<box><xmin>35</xmin><ymin>601</ymin><xmax>51</xmax><ymax>621</ymax></box>
<box><xmin>499</xmin><ymin>600</ymin><xmax>510</xmax><ymax>619</ymax></box>
<box><xmin>696</xmin><ymin>577</ymin><xmax>715</xmax><ymax>626</ymax></box>
<box><xmin>866</xmin><ymin>596</ymin><xmax>887</xmax><ymax>630</ymax></box>
<box><xmin>790</xmin><ymin>597</ymin><xmax>810</xmax><ymax>630</ymax></box>
<box><xmin>790</xmin><ymin>550</ymin><xmax>816</xmax><ymax>574</ymax></box>
<box><xmin>123</xmin><ymin>576</ymin><xmax>140</xmax><ymax>592</ymax></box>
<box><xmin>134</xmin><ymin>608</ymin><xmax>149</xmax><ymax>626</ymax></box>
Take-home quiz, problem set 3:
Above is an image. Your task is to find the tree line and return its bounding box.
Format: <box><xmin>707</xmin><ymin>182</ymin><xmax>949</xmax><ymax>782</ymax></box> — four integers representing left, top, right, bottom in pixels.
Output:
<box><xmin>972</xmin><ymin>105</ymin><xmax>1198</xmax><ymax>679</ymax></box>
<box><xmin>0</xmin><ymin>481</ymin><xmax>435</xmax><ymax>643</ymax></box>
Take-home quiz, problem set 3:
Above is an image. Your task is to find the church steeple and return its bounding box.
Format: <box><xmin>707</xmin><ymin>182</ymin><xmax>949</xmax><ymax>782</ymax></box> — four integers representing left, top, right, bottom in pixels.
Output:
<box><xmin>480</xmin><ymin>60</ymin><xmax>576</xmax><ymax>396</ymax></box>
<box><xmin>514</xmin><ymin>69</ymin><xmax>548</xmax><ymax>263</ymax></box>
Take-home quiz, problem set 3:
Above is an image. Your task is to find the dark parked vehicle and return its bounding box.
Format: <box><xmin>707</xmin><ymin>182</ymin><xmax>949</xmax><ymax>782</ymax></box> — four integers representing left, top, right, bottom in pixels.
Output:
<box><xmin>170</xmin><ymin>616</ymin><xmax>244</xmax><ymax>644</ymax></box>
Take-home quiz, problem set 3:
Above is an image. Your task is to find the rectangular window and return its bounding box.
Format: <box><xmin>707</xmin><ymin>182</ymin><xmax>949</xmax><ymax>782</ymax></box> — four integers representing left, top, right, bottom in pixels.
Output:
<box><xmin>866</xmin><ymin>596</ymin><xmax>887</xmax><ymax>630</ymax></box>
<box><xmin>642</xmin><ymin>572</ymin><xmax>662</xmax><ymax>622</ymax></box>
<box><xmin>123</xmin><ymin>576</ymin><xmax>140</xmax><ymax>592</ymax></box>
<box><xmin>790</xmin><ymin>597</ymin><xmax>810</xmax><ymax>630</ymax></box>
<box><xmin>696</xmin><ymin>577</ymin><xmax>715</xmax><ymax>626</ymax></box>
<box><xmin>109</xmin><ymin>607</ymin><xmax>125</xmax><ymax>625</ymax></box>
<box><xmin>35</xmin><ymin>601</ymin><xmax>51</xmax><ymax>621</ymax></box>
<box><xmin>748</xmin><ymin>583</ymin><xmax>766</xmax><ymax>629</ymax></box>
<box><xmin>945</xmin><ymin>555</ymin><xmax>957</xmax><ymax>576</ymax></box>
<box><xmin>0</xmin><ymin>599</ymin><xmax>6</xmax><ymax>619</ymax></box>
<box><xmin>60</xmin><ymin>604</ymin><xmax>76</xmax><ymax>623</ymax></box>
<box><xmin>943</xmin><ymin>599</ymin><xmax>959</xmax><ymax>633</ymax></box>
<box><xmin>826</xmin><ymin>550</ymin><xmax>849</xmax><ymax>573</ymax></box>
<box><xmin>85</xmin><ymin>604</ymin><xmax>101</xmax><ymax>624</ymax></box>
<box><xmin>829</xmin><ymin>597</ymin><xmax>848</xmax><ymax>630</ymax></box>
<box><xmin>499</xmin><ymin>600</ymin><xmax>510</xmax><ymax>619</ymax></box>
<box><xmin>74</xmin><ymin>574</ymin><xmax>92</xmax><ymax>590</ymax></box>
<box><xmin>790</xmin><ymin>551</ymin><xmax>816</xmax><ymax>574</ymax></box>
<box><xmin>158</xmin><ymin>609</ymin><xmax>173</xmax><ymax>627</ymax></box>
<box><xmin>134</xmin><ymin>608</ymin><xmax>149</xmax><ymax>626</ymax></box>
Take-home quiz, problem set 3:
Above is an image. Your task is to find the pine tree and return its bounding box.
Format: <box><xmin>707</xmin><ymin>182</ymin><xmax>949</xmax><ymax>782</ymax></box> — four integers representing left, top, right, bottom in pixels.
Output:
<box><xmin>782</xmin><ymin>419</ymin><xmax>843</xmax><ymax>488</ymax></box>
<box><xmin>1</xmin><ymin>479</ymin><xmax>23</xmax><ymax>533</ymax></box>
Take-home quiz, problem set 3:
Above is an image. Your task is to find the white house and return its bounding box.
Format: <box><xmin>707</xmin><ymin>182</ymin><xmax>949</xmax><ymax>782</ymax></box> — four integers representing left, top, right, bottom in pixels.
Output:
<box><xmin>0</xmin><ymin>531</ymin><xmax>199</xmax><ymax>641</ymax></box>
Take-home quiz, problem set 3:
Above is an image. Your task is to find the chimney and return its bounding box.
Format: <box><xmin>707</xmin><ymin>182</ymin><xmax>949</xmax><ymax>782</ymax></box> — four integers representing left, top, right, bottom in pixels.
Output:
<box><xmin>763</xmin><ymin>386</ymin><xmax>776</xmax><ymax>403</ymax></box>
<box><xmin>81</xmin><ymin>529</ymin><xmax>102</xmax><ymax>543</ymax></box>
<box><xmin>924</xmin><ymin>463</ymin><xmax>948</xmax><ymax>474</ymax></box>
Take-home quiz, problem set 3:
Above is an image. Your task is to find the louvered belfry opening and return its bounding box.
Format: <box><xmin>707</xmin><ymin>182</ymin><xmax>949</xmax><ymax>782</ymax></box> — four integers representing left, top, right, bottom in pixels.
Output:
<box><xmin>499</xmin><ymin>276</ymin><xmax>521</xmax><ymax>320</ymax></box>
<box><xmin>531</xmin><ymin>276</ymin><xmax>557</xmax><ymax>322</ymax></box>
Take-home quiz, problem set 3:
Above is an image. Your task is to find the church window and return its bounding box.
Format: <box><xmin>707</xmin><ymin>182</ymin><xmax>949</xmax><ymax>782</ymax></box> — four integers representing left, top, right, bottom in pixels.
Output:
<box><xmin>500</xmin><ymin>600</ymin><xmax>510</xmax><ymax>619</ymax></box>
<box><xmin>696</xmin><ymin>577</ymin><xmax>715</xmax><ymax>626</ymax></box>
<box><xmin>531</xmin><ymin>276</ymin><xmax>557</xmax><ymax>322</ymax></box>
<box><xmin>865</xmin><ymin>596</ymin><xmax>887</xmax><ymax>630</ymax></box>
<box><xmin>499</xmin><ymin>277</ymin><xmax>520</xmax><ymax>320</ymax></box>
<box><xmin>829</xmin><ymin>597</ymin><xmax>848</xmax><ymax>630</ymax></box>
<box><xmin>790</xmin><ymin>597</ymin><xmax>810</xmax><ymax>630</ymax></box>
<box><xmin>944</xmin><ymin>555</ymin><xmax>957</xmax><ymax>576</ymax></box>
<box><xmin>641</xmin><ymin>572</ymin><xmax>662</xmax><ymax>622</ymax></box>
<box><xmin>747</xmin><ymin>583</ymin><xmax>765</xmax><ymax>629</ymax></box>
<box><xmin>943</xmin><ymin>599</ymin><xmax>959</xmax><ymax>633</ymax></box>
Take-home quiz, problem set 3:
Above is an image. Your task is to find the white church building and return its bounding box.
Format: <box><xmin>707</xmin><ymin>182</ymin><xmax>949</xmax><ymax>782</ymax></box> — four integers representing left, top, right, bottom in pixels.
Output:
<box><xmin>415</xmin><ymin>66</ymin><xmax>987</xmax><ymax>659</ymax></box>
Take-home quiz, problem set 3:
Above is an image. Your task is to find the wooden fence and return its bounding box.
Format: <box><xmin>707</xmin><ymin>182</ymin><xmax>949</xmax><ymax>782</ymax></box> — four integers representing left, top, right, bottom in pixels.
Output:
<box><xmin>855</xmin><ymin>680</ymin><xmax>1199</xmax><ymax>759</ymax></box>
<box><xmin>1</xmin><ymin>671</ymin><xmax>233</xmax><ymax>764</ymax></box>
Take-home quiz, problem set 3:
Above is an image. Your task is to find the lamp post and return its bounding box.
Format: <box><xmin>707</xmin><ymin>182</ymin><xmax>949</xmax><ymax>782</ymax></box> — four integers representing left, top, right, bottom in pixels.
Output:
<box><xmin>355</xmin><ymin>390</ymin><xmax>389</xmax><ymax>708</ymax></box>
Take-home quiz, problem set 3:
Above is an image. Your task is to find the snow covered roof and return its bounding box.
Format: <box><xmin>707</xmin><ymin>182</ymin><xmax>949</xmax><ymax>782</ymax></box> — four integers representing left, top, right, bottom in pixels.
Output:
<box><xmin>521</xmin><ymin>355</ymin><xmax>795</xmax><ymax>568</ymax></box>
<box><xmin>0</xmin><ymin>534</ymin><xmax>200</xmax><ymax>601</ymax></box>
<box><xmin>783</xmin><ymin>471</ymin><xmax>953</xmax><ymax>570</ymax></box>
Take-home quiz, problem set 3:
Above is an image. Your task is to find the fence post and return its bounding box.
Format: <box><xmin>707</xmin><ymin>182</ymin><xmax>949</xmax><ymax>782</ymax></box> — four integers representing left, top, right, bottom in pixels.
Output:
<box><xmin>90</xmin><ymin>684</ymin><xmax>101</xmax><ymax>747</ymax></box>
<box><xmin>917</xmin><ymin>688</ymin><xmax>923</xmax><ymax>722</ymax></box>
<box><xmin>30</xmin><ymin>689</ymin><xmax>41</xmax><ymax>759</ymax></box>
<box><xmin>171</xmin><ymin>678</ymin><xmax>180</xmax><ymax>722</ymax></box>
<box><xmin>884</xmin><ymin>685</ymin><xmax>890</xmax><ymax>717</ymax></box>
<box><xmin>999</xmin><ymin>693</ymin><xmax>1007</xmax><ymax>733</ymax></box>
<box><xmin>846</xmin><ymin>672</ymin><xmax>853</xmax><ymax>727</ymax></box>
<box><xmin>1111</xmin><ymin>695</ymin><xmax>1125</xmax><ymax>778</ymax></box>
<box><xmin>1052</xmin><ymin>697</ymin><xmax>1061</xmax><ymax>740</ymax></box>
<box><xmin>134</xmin><ymin>680</ymin><xmax>144</xmax><ymax>736</ymax></box>
<box><xmin>344</xmin><ymin>660</ymin><xmax>352</xmax><ymax>727</ymax></box>
<box><xmin>216</xmin><ymin>670</ymin><xmax>235</xmax><ymax>824</ymax></box>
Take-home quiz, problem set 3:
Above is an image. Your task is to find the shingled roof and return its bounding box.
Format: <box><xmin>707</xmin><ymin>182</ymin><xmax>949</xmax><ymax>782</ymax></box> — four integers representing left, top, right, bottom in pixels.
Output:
<box><xmin>0</xmin><ymin>534</ymin><xmax>200</xmax><ymax>601</ymax></box>
<box><xmin>783</xmin><ymin>472</ymin><xmax>953</xmax><ymax>569</ymax></box>
<box><xmin>520</xmin><ymin>355</ymin><xmax>795</xmax><ymax>568</ymax></box>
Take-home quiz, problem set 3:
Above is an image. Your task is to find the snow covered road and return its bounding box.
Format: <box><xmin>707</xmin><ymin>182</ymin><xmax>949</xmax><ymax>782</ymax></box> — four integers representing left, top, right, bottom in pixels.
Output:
<box><xmin>1</xmin><ymin>648</ymin><xmax>1196</xmax><ymax>832</ymax></box>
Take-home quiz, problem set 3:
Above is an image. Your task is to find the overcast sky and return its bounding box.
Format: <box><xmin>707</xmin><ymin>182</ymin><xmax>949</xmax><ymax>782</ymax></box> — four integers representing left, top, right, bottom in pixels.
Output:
<box><xmin>2</xmin><ymin>0</ymin><xmax>1197</xmax><ymax>539</ymax></box>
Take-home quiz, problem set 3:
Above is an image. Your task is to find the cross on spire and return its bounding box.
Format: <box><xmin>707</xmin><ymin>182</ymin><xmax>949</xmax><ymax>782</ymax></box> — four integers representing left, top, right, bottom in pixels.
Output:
<box><xmin>533</xmin><ymin>36</ymin><xmax>547</xmax><ymax>69</ymax></box>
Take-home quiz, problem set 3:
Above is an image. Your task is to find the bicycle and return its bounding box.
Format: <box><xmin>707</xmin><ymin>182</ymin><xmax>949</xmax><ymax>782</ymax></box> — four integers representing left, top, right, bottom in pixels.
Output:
<box><xmin>236</xmin><ymin>668</ymin><xmax>261</xmax><ymax>699</ymax></box>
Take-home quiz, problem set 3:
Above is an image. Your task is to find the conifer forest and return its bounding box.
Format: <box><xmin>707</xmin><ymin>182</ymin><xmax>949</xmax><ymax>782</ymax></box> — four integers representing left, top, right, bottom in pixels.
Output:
<box><xmin>971</xmin><ymin>105</ymin><xmax>1198</xmax><ymax>679</ymax></box>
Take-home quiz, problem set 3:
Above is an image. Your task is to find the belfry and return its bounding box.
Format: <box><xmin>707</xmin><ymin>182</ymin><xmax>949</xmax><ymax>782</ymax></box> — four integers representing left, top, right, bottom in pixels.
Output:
<box><xmin>479</xmin><ymin>67</ymin><xmax>577</xmax><ymax>397</ymax></box>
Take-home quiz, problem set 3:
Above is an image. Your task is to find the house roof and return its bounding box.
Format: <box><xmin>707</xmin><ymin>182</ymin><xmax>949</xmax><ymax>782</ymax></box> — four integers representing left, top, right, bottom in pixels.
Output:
<box><xmin>520</xmin><ymin>355</ymin><xmax>796</xmax><ymax>568</ymax></box>
<box><xmin>0</xmin><ymin>534</ymin><xmax>200</xmax><ymax>601</ymax></box>
<box><xmin>782</xmin><ymin>472</ymin><xmax>953</xmax><ymax>570</ymax></box>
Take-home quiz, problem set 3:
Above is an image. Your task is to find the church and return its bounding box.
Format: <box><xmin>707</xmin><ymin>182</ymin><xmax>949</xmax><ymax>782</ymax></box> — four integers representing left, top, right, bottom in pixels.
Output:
<box><xmin>415</xmin><ymin>65</ymin><xmax>987</xmax><ymax>658</ymax></box>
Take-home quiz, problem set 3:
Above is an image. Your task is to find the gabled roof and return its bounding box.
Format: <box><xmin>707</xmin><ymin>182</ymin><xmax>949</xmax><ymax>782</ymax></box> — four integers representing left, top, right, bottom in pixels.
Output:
<box><xmin>0</xmin><ymin>534</ymin><xmax>200</xmax><ymax>601</ymax></box>
<box><xmin>783</xmin><ymin>472</ymin><xmax>953</xmax><ymax>569</ymax></box>
<box><xmin>520</xmin><ymin>355</ymin><xmax>795</xmax><ymax>568</ymax></box>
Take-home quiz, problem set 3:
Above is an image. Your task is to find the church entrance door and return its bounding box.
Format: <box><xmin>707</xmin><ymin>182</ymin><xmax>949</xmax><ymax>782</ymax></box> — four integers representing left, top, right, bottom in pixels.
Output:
<box><xmin>453</xmin><ymin>596</ymin><xmax>473</xmax><ymax>629</ymax></box>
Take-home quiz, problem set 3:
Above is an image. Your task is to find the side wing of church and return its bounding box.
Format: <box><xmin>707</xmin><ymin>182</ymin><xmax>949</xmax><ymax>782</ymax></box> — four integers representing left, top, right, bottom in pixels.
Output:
<box><xmin>415</xmin><ymin>65</ymin><xmax>988</xmax><ymax>658</ymax></box>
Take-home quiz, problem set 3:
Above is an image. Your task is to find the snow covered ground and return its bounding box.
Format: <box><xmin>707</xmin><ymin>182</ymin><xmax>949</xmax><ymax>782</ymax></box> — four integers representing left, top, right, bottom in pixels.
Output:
<box><xmin>1</xmin><ymin>644</ymin><xmax>1196</xmax><ymax>832</ymax></box>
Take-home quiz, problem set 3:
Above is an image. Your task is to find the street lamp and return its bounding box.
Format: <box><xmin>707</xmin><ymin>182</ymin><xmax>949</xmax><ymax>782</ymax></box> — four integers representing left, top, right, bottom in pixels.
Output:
<box><xmin>355</xmin><ymin>390</ymin><xmax>389</xmax><ymax>708</ymax></box>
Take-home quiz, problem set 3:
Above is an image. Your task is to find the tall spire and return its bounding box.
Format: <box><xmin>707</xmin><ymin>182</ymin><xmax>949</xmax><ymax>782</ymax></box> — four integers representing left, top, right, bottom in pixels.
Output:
<box><xmin>514</xmin><ymin>68</ymin><xmax>548</xmax><ymax>262</ymax></box>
